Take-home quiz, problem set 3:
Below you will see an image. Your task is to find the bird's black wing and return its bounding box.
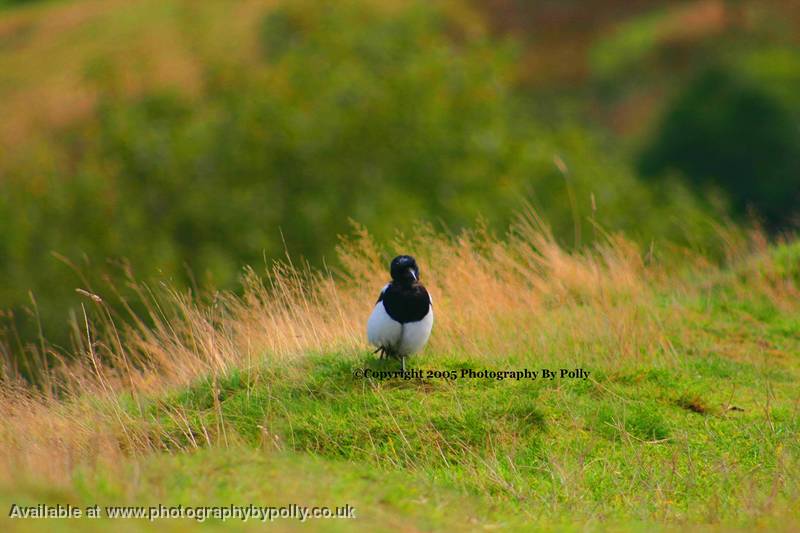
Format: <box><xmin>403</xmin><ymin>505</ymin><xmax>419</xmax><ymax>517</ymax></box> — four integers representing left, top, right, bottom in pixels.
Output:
<box><xmin>382</xmin><ymin>283</ymin><xmax>431</xmax><ymax>323</ymax></box>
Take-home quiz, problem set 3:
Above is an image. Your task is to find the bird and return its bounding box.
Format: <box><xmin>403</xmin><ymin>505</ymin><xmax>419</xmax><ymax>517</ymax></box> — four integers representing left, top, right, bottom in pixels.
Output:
<box><xmin>367</xmin><ymin>255</ymin><xmax>433</xmax><ymax>371</ymax></box>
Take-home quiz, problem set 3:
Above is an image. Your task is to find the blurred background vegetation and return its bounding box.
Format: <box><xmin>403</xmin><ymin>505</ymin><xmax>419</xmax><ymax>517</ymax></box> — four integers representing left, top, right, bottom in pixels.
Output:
<box><xmin>0</xmin><ymin>0</ymin><xmax>798</xmax><ymax>349</ymax></box>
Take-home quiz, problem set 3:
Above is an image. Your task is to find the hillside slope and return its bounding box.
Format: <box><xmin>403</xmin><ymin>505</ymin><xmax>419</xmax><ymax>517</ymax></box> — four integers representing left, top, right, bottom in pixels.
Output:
<box><xmin>0</xmin><ymin>0</ymin><xmax>273</xmax><ymax>152</ymax></box>
<box><xmin>0</xmin><ymin>221</ymin><xmax>798</xmax><ymax>531</ymax></box>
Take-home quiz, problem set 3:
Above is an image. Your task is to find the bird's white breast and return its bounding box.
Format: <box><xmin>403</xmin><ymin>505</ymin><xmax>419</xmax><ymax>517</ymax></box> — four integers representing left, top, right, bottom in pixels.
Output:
<box><xmin>367</xmin><ymin>301</ymin><xmax>402</xmax><ymax>348</ymax></box>
<box><xmin>398</xmin><ymin>307</ymin><xmax>433</xmax><ymax>355</ymax></box>
<box><xmin>367</xmin><ymin>301</ymin><xmax>433</xmax><ymax>356</ymax></box>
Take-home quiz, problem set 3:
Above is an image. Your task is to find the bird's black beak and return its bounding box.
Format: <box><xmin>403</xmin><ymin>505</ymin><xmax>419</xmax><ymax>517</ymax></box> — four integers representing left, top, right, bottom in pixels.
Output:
<box><xmin>408</xmin><ymin>267</ymin><xmax>417</xmax><ymax>281</ymax></box>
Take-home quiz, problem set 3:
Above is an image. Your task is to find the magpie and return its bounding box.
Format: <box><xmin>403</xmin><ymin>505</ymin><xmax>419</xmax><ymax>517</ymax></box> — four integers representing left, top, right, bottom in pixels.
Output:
<box><xmin>367</xmin><ymin>255</ymin><xmax>433</xmax><ymax>371</ymax></box>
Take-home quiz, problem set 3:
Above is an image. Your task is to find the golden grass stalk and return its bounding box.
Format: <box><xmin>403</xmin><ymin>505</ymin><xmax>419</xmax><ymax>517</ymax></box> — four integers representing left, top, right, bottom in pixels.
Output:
<box><xmin>0</xmin><ymin>210</ymin><xmax>794</xmax><ymax>486</ymax></box>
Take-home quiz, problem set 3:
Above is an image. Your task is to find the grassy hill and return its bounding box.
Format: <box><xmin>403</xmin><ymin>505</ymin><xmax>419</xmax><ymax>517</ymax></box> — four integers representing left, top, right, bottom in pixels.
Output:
<box><xmin>1</xmin><ymin>217</ymin><xmax>798</xmax><ymax>531</ymax></box>
<box><xmin>0</xmin><ymin>1</ymin><xmax>798</xmax><ymax>530</ymax></box>
<box><xmin>0</xmin><ymin>0</ymin><xmax>271</xmax><ymax>153</ymax></box>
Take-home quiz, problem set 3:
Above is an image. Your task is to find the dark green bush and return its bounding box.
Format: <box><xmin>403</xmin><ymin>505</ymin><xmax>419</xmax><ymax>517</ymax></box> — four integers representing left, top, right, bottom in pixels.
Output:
<box><xmin>639</xmin><ymin>50</ymin><xmax>800</xmax><ymax>229</ymax></box>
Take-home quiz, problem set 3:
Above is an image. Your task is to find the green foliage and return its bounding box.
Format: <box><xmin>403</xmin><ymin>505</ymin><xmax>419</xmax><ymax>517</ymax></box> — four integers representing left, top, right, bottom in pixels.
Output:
<box><xmin>639</xmin><ymin>49</ymin><xmax>800</xmax><ymax>229</ymax></box>
<box><xmin>0</xmin><ymin>0</ymin><xmax>718</xmax><ymax>345</ymax></box>
<box><xmin>590</xmin><ymin>7</ymin><xmax>672</xmax><ymax>81</ymax></box>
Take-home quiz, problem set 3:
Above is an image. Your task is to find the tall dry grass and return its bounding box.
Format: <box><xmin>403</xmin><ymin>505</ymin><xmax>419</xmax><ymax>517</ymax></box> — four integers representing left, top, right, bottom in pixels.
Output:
<box><xmin>0</xmin><ymin>211</ymin><xmax>793</xmax><ymax>486</ymax></box>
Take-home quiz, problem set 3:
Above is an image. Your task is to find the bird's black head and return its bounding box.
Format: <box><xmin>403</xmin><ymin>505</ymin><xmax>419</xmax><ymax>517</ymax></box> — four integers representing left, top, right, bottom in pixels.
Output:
<box><xmin>390</xmin><ymin>255</ymin><xmax>420</xmax><ymax>285</ymax></box>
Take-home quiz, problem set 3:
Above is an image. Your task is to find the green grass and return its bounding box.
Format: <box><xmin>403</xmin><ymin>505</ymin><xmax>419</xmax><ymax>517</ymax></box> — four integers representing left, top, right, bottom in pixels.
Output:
<box><xmin>4</xmin><ymin>313</ymin><xmax>798</xmax><ymax>530</ymax></box>
<box><xmin>2</xmin><ymin>244</ymin><xmax>800</xmax><ymax>531</ymax></box>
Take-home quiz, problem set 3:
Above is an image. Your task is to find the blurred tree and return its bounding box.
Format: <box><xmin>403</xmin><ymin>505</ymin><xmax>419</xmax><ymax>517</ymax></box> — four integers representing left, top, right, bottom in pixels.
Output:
<box><xmin>639</xmin><ymin>51</ymin><xmax>800</xmax><ymax>229</ymax></box>
<box><xmin>0</xmin><ymin>0</ymin><xmax>717</xmax><ymax>351</ymax></box>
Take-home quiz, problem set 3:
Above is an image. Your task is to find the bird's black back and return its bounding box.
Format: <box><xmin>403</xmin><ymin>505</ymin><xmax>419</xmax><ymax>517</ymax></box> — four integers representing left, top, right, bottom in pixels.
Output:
<box><xmin>378</xmin><ymin>282</ymin><xmax>431</xmax><ymax>323</ymax></box>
